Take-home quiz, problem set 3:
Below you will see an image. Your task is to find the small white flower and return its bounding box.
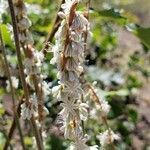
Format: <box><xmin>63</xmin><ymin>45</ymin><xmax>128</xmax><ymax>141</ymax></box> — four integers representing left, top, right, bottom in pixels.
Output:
<box><xmin>100</xmin><ymin>100</ymin><xmax>110</xmax><ymax>116</ymax></box>
<box><xmin>69</xmin><ymin>142</ymin><xmax>89</xmax><ymax>150</ymax></box>
<box><xmin>69</xmin><ymin>135</ymin><xmax>90</xmax><ymax>150</ymax></box>
<box><xmin>60</xmin><ymin>98</ymin><xmax>78</xmax><ymax>122</ymax></box>
<box><xmin>33</xmin><ymin>51</ymin><xmax>44</xmax><ymax>67</ymax></box>
<box><xmin>19</xmin><ymin>33</ymin><xmax>26</xmax><ymax>43</ymax></box>
<box><xmin>24</xmin><ymin>58</ymin><xmax>38</xmax><ymax>75</ymax></box>
<box><xmin>63</xmin><ymin>81</ymin><xmax>82</xmax><ymax>98</ymax></box>
<box><xmin>51</xmin><ymin>85</ymin><xmax>62</xmax><ymax>98</ymax></box>
<box><xmin>71</xmin><ymin>13</ymin><xmax>88</xmax><ymax>31</ymax></box>
<box><xmin>30</xmin><ymin>93</ymin><xmax>38</xmax><ymax>109</ymax></box>
<box><xmin>97</xmin><ymin>129</ymin><xmax>120</xmax><ymax>147</ymax></box>
<box><xmin>66</xmin><ymin>58</ymin><xmax>78</xmax><ymax>71</ymax></box>
<box><xmin>61</xmin><ymin>0</ymin><xmax>79</xmax><ymax>15</ymax></box>
<box><xmin>42</xmin><ymin>106</ymin><xmax>49</xmax><ymax>117</ymax></box>
<box><xmin>59</xmin><ymin>70</ymin><xmax>78</xmax><ymax>84</ymax></box>
<box><xmin>21</xmin><ymin>94</ymin><xmax>38</xmax><ymax>120</ymax></box>
<box><xmin>24</xmin><ymin>31</ymin><xmax>34</xmax><ymax>45</ymax></box>
<box><xmin>6</xmin><ymin>76</ymin><xmax>19</xmax><ymax>92</ymax></box>
<box><xmin>26</xmin><ymin>75</ymin><xmax>34</xmax><ymax>89</ymax></box>
<box><xmin>42</xmin><ymin>81</ymin><xmax>51</xmax><ymax>98</ymax></box>
<box><xmin>58</xmin><ymin>11</ymin><xmax>66</xmax><ymax>19</ymax></box>
<box><xmin>55</xmin><ymin>20</ymin><xmax>67</xmax><ymax>40</ymax></box>
<box><xmin>24</xmin><ymin>51</ymin><xmax>43</xmax><ymax>75</ymax></box>
<box><xmin>50</xmin><ymin>47</ymin><xmax>60</xmax><ymax>65</ymax></box>
<box><xmin>62</xmin><ymin>121</ymin><xmax>82</xmax><ymax>140</ymax></box>
<box><xmin>21</xmin><ymin>103</ymin><xmax>33</xmax><ymax>120</ymax></box>
<box><xmin>13</xmin><ymin>3</ymin><xmax>27</xmax><ymax>17</ymax></box>
<box><xmin>17</xmin><ymin>16</ymin><xmax>31</xmax><ymax>31</ymax></box>
<box><xmin>79</xmin><ymin>103</ymin><xmax>89</xmax><ymax>121</ymax></box>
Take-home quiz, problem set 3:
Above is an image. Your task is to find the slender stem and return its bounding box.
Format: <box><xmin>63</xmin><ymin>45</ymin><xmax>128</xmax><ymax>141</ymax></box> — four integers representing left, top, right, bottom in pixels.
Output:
<box><xmin>2</xmin><ymin>131</ymin><xmax>13</xmax><ymax>150</ymax></box>
<box><xmin>3</xmin><ymin>100</ymin><xmax>23</xmax><ymax>150</ymax></box>
<box><xmin>32</xmin><ymin>74</ymin><xmax>44</xmax><ymax>122</ymax></box>
<box><xmin>7</xmin><ymin>0</ymin><xmax>44</xmax><ymax>149</ymax></box>
<box><xmin>41</xmin><ymin>0</ymin><xmax>65</xmax><ymax>55</ymax></box>
<box><xmin>0</xmin><ymin>28</ymin><xmax>26</xmax><ymax>150</ymax></box>
<box><xmin>81</xmin><ymin>94</ymin><xmax>85</xmax><ymax>133</ymax></box>
<box><xmin>30</xmin><ymin>117</ymin><xmax>44</xmax><ymax>150</ymax></box>
<box><xmin>7</xmin><ymin>0</ymin><xmax>30</xmax><ymax>104</ymax></box>
<box><xmin>80</xmin><ymin>0</ymin><xmax>91</xmax><ymax>134</ymax></box>
<box><xmin>83</xmin><ymin>0</ymin><xmax>91</xmax><ymax>53</ymax></box>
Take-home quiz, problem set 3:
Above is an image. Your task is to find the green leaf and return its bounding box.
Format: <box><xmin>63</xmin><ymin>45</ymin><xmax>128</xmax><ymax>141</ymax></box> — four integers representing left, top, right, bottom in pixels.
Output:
<box><xmin>98</xmin><ymin>8</ymin><xmax>126</xmax><ymax>20</ymax></box>
<box><xmin>0</xmin><ymin>104</ymin><xmax>5</xmax><ymax>116</ymax></box>
<box><xmin>126</xmin><ymin>24</ymin><xmax>150</xmax><ymax>49</ymax></box>
<box><xmin>136</xmin><ymin>27</ymin><xmax>150</xmax><ymax>49</ymax></box>
<box><xmin>95</xmin><ymin>8</ymin><xmax>127</xmax><ymax>26</ymax></box>
<box><xmin>127</xmin><ymin>105</ymin><xmax>138</xmax><ymax>123</ymax></box>
<box><xmin>107</xmin><ymin>89</ymin><xmax>129</xmax><ymax>97</ymax></box>
<box><xmin>0</xmin><ymin>24</ymin><xmax>14</xmax><ymax>48</ymax></box>
<box><xmin>24</xmin><ymin>136</ymin><xmax>33</xmax><ymax>145</ymax></box>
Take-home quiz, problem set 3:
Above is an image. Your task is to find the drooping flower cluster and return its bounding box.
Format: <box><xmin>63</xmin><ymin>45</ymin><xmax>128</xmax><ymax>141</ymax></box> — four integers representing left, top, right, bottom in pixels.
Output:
<box><xmin>85</xmin><ymin>82</ymin><xmax>121</xmax><ymax>148</ymax></box>
<box><xmin>13</xmin><ymin>0</ymin><xmax>34</xmax><ymax>45</ymax></box>
<box><xmin>12</xmin><ymin>0</ymin><xmax>50</xmax><ymax>121</ymax></box>
<box><xmin>51</xmin><ymin>0</ymin><xmax>97</xmax><ymax>149</ymax></box>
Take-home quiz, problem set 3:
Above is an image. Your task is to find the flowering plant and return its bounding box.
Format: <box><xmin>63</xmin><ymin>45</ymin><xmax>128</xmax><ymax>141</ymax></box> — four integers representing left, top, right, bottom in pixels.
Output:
<box><xmin>0</xmin><ymin>0</ymin><xmax>149</xmax><ymax>149</ymax></box>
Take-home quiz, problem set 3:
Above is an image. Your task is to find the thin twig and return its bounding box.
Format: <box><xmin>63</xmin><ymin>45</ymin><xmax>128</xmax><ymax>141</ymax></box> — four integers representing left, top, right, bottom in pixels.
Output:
<box><xmin>7</xmin><ymin>0</ymin><xmax>44</xmax><ymax>149</ymax></box>
<box><xmin>3</xmin><ymin>100</ymin><xmax>23</xmax><ymax>150</ymax></box>
<box><xmin>7</xmin><ymin>0</ymin><xmax>30</xmax><ymax>104</ymax></box>
<box><xmin>41</xmin><ymin>0</ymin><xmax>65</xmax><ymax>55</ymax></box>
<box><xmin>80</xmin><ymin>0</ymin><xmax>91</xmax><ymax>134</ymax></box>
<box><xmin>0</xmin><ymin>28</ymin><xmax>26</xmax><ymax>150</ymax></box>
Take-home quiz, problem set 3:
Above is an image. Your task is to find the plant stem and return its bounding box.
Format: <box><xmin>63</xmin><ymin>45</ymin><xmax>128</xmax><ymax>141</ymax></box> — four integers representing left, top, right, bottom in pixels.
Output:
<box><xmin>7</xmin><ymin>0</ymin><xmax>30</xmax><ymax>104</ymax></box>
<box><xmin>7</xmin><ymin>0</ymin><xmax>44</xmax><ymax>149</ymax></box>
<box><xmin>3</xmin><ymin>100</ymin><xmax>23</xmax><ymax>150</ymax></box>
<box><xmin>41</xmin><ymin>0</ymin><xmax>65</xmax><ymax>55</ymax></box>
<box><xmin>0</xmin><ymin>28</ymin><xmax>26</xmax><ymax>150</ymax></box>
<box><xmin>30</xmin><ymin>117</ymin><xmax>44</xmax><ymax>150</ymax></box>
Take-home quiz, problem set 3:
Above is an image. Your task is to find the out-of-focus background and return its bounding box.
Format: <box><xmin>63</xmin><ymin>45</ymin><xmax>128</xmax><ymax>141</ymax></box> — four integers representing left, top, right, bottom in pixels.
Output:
<box><xmin>0</xmin><ymin>0</ymin><xmax>150</xmax><ymax>149</ymax></box>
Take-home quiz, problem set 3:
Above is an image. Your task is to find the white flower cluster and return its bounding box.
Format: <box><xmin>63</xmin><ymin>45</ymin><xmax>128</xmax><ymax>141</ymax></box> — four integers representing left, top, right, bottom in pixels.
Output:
<box><xmin>13</xmin><ymin>0</ymin><xmax>34</xmax><ymax>45</ymax></box>
<box><xmin>88</xmin><ymin>84</ymin><xmax>120</xmax><ymax>147</ymax></box>
<box><xmin>51</xmin><ymin>0</ymin><xmax>97</xmax><ymax>149</ymax></box>
<box><xmin>21</xmin><ymin>92</ymin><xmax>49</xmax><ymax>120</ymax></box>
<box><xmin>21</xmin><ymin>94</ymin><xmax>38</xmax><ymax>120</ymax></box>
<box><xmin>6</xmin><ymin>76</ymin><xmax>19</xmax><ymax>92</ymax></box>
<box><xmin>13</xmin><ymin>0</ymin><xmax>51</xmax><ymax>122</ymax></box>
<box><xmin>97</xmin><ymin>129</ymin><xmax>120</xmax><ymax>147</ymax></box>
